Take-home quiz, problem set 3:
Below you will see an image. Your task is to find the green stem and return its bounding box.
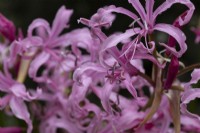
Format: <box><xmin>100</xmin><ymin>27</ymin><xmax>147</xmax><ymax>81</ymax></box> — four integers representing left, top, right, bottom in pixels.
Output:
<box><xmin>139</xmin><ymin>68</ymin><xmax>162</xmax><ymax>127</ymax></box>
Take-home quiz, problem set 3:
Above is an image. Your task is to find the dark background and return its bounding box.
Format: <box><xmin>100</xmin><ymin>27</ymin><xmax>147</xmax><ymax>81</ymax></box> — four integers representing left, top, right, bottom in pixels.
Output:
<box><xmin>0</xmin><ymin>0</ymin><xmax>199</xmax><ymax>66</ymax></box>
<box><xmin>0</xmin><ymin>0</ymin><xmax>200</xmax><ymax>131</ymax></box>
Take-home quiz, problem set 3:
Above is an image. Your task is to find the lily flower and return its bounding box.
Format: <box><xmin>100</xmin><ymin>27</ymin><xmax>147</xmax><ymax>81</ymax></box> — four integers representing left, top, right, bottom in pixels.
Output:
<box><xmin>9</xmin><ymin>6</ymin><xmax>73</xmax><ymax>82</ymax></box>
<box><xmin>0</xmin><ymin>62</ymin><xmax>41</xmax><ymax>133</ymax></box>
<box><xmin>91</xmin><ymin>0</ymin><xmax>194</xmax><ymax>58</ymax></box>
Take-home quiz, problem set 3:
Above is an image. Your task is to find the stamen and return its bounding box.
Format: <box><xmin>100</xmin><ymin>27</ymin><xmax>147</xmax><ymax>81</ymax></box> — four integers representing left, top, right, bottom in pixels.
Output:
<box><xmin>159</xmin><ymin>49</ymin><xmax>166</xmax><ymax>55</ymax></box>
<box><xmin>156</xmin><ymin>52</ymin><xmax>185</xmax><ymax>68</ymax></box>
<box><xmin>131</xmin><ymin>37</ymin><xmax>140</xmax><ymax>60</ymax></box>
<box><xmin>120</xmin><ymin>36</ymin><xmax>139</xmax><ymax>60</ymax></box>
<box><xmin>105</xmin><ymin>62</ymin><xmax>125</xmax><ymax>84</ymax></box>
<box><xmin>129</xmin><ymin>18</ymin><xmax>141</xmax><ymax>28</ymax></box>
<box><xmin>144</xmin><ymin>21</ymin><xmax>148</xmax><ymax>31</ymax></box>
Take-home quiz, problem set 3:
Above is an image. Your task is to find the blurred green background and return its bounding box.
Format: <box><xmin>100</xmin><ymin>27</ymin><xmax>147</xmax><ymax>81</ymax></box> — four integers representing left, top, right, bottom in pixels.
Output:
<box><xmin>0</xmin><ymin>0</ymin><xmax>200</xmax><ymax>132</ymax></box>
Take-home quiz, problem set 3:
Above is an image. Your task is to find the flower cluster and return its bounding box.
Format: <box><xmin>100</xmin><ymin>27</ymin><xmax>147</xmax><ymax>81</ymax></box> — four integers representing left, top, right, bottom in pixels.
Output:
<box><xmin>0</xmin><ymin>0</ymin><xmax>200</xmax><ymax>133</ymax></box>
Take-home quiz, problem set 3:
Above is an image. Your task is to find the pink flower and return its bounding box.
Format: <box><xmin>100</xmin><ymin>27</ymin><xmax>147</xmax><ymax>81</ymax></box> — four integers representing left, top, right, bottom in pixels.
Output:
<box><xmin>0</xmin><ymin>62</ymin><xmax>41</xmax><ymax>133</ymax></box>
<box><xmin>88</xmin><ymin>0</ymin><xmax>194</xmax><ymax>57</ymax></box>
<box><xmin>9</xmin><ymin>6</ymin><xmax>73</xmax><ymax>82</ymax></box>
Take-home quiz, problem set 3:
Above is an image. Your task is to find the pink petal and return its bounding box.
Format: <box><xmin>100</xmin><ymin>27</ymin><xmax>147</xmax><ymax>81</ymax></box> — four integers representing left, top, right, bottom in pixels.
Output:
<box><xmin>79</xmin><ymin>5</ymin><xmax>143</xmax><ymax>28</ymax></box>
<box><xmin>101</xmin><ymin>82</ymin><xmax>114</xmax><ymax>113</ymax></box>
<box><xmin>10</xmin><ymin>97</ymin><xmax>33</xmax><ymax>133</ymax></box>
<box><xmin>153</xmin><ymin>0</ymin><xmax>195</xmax><ymax>26</ymax></box>
<box><xmin>189</xmin><ymin>69</ymin><xmax>200</xmax><ymax>86</ymax></box>
<box><xmin>100</xmin><ymin>28</ymin><xmax>140</xmax><ymax>67</ymax></box>
<box><xmin>123</xmin><ymin>73</ymin><xmax>138</xmax><ymax>98</ymax></box>
<box><xmin>101</xmin><ymin>29</ymin><xmax>140</xmax><ymax>52</ymax></box>
<box><xmin>183</xmin><ymin>68</ymin><xmax>200</xmax><ymax>91</ymax></box>
<box><xmin>181</xmin><ymin>115</ymin><xmax>200</xmax><ymax>132</ymax></box>
<box><xmin>145</xmin><ymin>0</ymin><xmax>154</xmax><ymax>25</ymax></box>
<box><xmin>28</xmin><ymin>18</ymin><xmax>51</xmax><ymax>38</ymax></box>
<box><xmin>0</xmin><ymin>95</ymin><xmax>11</xmax><ymax>110</ymax></box>
<box><xmin>28</xmin><ymin>51</ymin><xmax>50</xmax><ymax>81</ymax></box>
<box><xmin>166</xmin><ymin>11</ymin><xmax>189</xmax><ymax>56</ymax></box>
<box><xmin>73</xmin><ymin>62</ymin><xmax>106</xmax><ymax>84</ymax></box>
<box><xmin>181</xmin><ymin>89</ymin><xmax>200</xmax><ymax>121</ymax></box>
<box><xmin>51</xmin><ymin>6</ymin><xmax>73</xmax><ymax>38</ymax></box>
<box><xmin>154</xmin><ymin>23</ymin><xmax>187</xmax><ymax>57</ymax></box>
<box><xmin>9</xmin><ymin>83</ymin><xmax>42</xmax><ymax>101</ymax></box>
<box><xmin>128</xmin><ymin>0</ymin><xmax>146</xmax><ymax>21</ymax></box>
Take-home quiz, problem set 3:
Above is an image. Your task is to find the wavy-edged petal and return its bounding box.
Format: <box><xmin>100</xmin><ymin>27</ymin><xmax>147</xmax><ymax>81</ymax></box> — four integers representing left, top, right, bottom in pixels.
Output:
<box><xmin>153</xmin><ymin>0</ymin><xmax>195</xmax><ymax>26</ymax></box>
<box><xmin>28</xmin><ymin>19</ymin><xmax>51</xmax><ymax>38</ymax></box>
<box><xmin>73</xmin><ymin>62</ymin><xmax>106</xmax><ymax>84</ymax></box>
<box><xmin>181</xmin><ymin>89</ymin><xmax>200</xmax><ymax>121</ymax></box>
<box><xmin>9</xmin><ymin>37</ymin><xmax>43</xmax><ymax>66</ymax></box>
<box><xmin>90</xmin><ymin>5</ymin><xmax>116</xmax><ymax>28</ymax></box>
<box><xmin>9</xmin><ymin>83</ymin><xmax>42</xmax><ymax>101</ymax></box>
<box><xmin>103</xmin><ymin>6</ymin><xmax>143</xmax><ymax>27</ymax></box>
<box><xmin>79</xmin><ymin>5</ymin><xmax>143</xmax><ymax>28</ymax></box>
<box><xmin>181</xmin><ymin>69</ymin><xmax>200</xmax><ymax>92</ymax></box>
<box><xmin>10</xmin><ymin>97</ymin><xmax>32</xmax><ymax>133</ymax></box>
<box><xmin>154</xmin><ymin>23</ymin><xmax>187</xmax><ymax>57</ymax></box>
<box><xmin>62</xmin><ymin>28</ymin><xmax>95</xmax><ymax>55</ymax></box>
<box><xmin>51</xmin><ymin>6</ymin><xmax>73</xmax><ymax>38</ymax></box>
<box><xmin>28</xmin><ymin>51</ymin><xmax>50</xmax><ymax>81</ymax></box>
<box><xmin>188</xmin><ymin>69</ymin><xmax>200</xmax><ymax>87</ymax></box>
